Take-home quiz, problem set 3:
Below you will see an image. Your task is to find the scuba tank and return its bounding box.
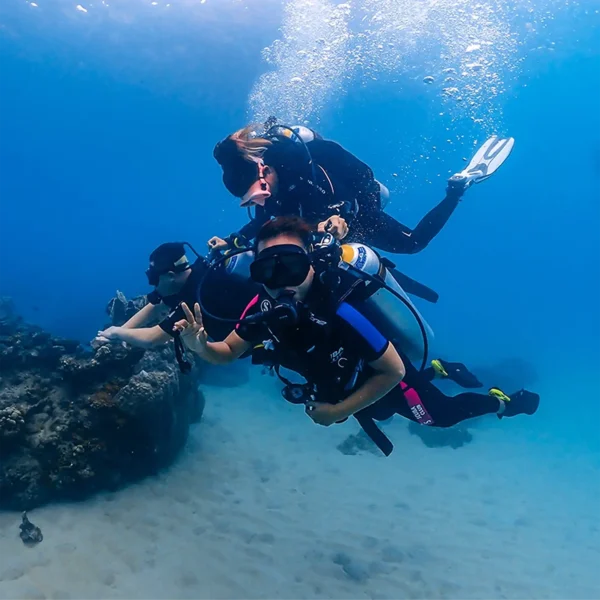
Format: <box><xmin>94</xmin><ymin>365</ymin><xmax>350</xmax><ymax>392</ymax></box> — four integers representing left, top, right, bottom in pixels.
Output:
<box><xmin>223</xmin><ymin>248</ymin><xmax>254</xmax><ymax>281</ymax></box>
<box><xmin>340</xmin><ymin>243</ymin><xmax>434</xmax><ymax>363</ymax></box>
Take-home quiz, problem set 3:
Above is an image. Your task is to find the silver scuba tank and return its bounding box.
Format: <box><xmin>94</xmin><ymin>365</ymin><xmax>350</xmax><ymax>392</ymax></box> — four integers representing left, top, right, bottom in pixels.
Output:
<box><xmin>376</xmin><ymin>180</ymin><xmax>390</xmax><ymax>210</ymax></box>
<box><xmin>224</xmin><ymin>249</ymin><xmax>254</xmax><ymax>281</ymax></box>
<box><xmin>271</xmin><ymin>124</ymin><xmax>317</xmax><ymax>143</ymax></box>
<box><xmin>340</xmin><ymin>243</ymin><xmax>434</xmax><ymax>363</ymax></box>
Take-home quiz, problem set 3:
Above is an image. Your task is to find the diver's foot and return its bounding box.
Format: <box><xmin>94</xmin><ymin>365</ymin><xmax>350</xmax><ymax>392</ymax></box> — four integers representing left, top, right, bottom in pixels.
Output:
<box><xmin>433</xmin><ymin>359</ymin><xmax>483</xmax><ymax>389</ymax></box>
<box><xmin>446</xmin><ymin>173</ymin><xmax>469</xmax><ymax>198</ymax></box>
<box><xmin>490</xmin><ymin>388</ymin><xmax>540</xmax><ymax>419</ymax></box>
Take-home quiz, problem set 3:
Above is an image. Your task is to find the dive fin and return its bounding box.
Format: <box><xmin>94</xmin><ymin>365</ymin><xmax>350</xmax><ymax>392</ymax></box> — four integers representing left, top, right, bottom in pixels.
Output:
<box><xmin>390</xmin><ymin>268</ymin><xmax>439</xmax><ymax>304</ymax></box>
<box><xmin>449</xmin><ymin>136</ymin><xmax>515</xmax><ymax>191</ymax></box>
<box><xmin>437</xmin><ymin>360</ymin><xmax>483</xmax><ymax>389</ymax></box>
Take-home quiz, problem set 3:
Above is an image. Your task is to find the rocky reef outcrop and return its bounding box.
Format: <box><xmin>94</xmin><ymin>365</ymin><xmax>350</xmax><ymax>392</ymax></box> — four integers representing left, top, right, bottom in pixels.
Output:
<box><xmin>0</xmin><ymin>296</ymin><xmax>204</xmax><ymax>510</ymax></box>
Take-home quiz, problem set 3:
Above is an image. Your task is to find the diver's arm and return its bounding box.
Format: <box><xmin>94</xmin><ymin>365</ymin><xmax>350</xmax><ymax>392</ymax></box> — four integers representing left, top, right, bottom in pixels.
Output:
<box><xmin>122</xmin><ymin>303</ymin><xmax>164</xmax><ymax>329</ymax></box>
<box><xmin>173</xmin><ymin>302</ymin><xmax>251</xmax><ymax>365</ymax></box>
<box><xmin>235</xmin><ymin>219</ymin><xmax>262</xmax><ymax>242</ymax></box>
<box><xmin>232</xmin><ymin>206</ymin><xmax>268</xmax><ymax>242</ymax></box>
<box><xmin>100</xmin><ymin>325</ymin><xmax>171</xmax><ymax>349</ymax></box>
<box><xmin>332</xmin><ymin>345</ymin><xmax>405</xmax><ymax>420</ymax></box>
<box><xmin>193</xmin><ymin>331</ymin><xmax>251</xmax><ymax>366</ymax></box>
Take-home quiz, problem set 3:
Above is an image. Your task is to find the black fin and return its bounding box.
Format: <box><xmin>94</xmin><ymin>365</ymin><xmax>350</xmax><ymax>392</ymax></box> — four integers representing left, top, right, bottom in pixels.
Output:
<box><xmin>390</xmin><ymin>268</ymin><xmax>439</xmax><ymax>304</ymax></box>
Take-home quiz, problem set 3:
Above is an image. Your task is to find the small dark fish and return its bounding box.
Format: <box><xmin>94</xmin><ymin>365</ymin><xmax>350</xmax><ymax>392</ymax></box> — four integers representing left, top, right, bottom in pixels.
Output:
<box><xmin>19</xmin><ymin>512</ymin><xmax>43</xmax><ymax>546</ymax></box>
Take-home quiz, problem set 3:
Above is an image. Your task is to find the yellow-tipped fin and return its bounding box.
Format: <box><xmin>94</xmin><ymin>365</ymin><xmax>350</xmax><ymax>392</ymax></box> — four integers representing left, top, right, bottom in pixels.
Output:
<box><xmin>431</xmin><ymin>359</ymin><xmax>448</xmax><ymax>378</ymax></box>
<box><xmin>488</xmin><ymin>388</ymin><xmax>510</xmax><ymax>403</ymax></box>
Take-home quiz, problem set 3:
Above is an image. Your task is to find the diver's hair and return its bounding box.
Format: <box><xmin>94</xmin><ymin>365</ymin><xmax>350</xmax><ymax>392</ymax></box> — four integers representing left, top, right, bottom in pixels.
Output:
<box><xmin>229</xmin><ymin>124</ymin><xmax>273</xmax><ymax>162</ymax></box>
<box><xmin>255</xmin><ymin>216</ymin><xmax>314</xmax><ymax>250</ymax></box>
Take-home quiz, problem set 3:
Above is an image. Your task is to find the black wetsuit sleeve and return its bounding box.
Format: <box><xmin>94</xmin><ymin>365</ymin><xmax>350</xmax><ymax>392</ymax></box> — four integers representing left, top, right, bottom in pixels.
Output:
<box><xmin>234</xmin><ymin>206</ymin><xmax>268</xmax><ymax>242</ymax></box>
<box><xmin>158</xmin><ymin>305</ymin><xmax>184</xmax><ymax>337</ymax></box>
<box><xmin>350</xmin><ymin>193</ymin><xmax>461</xmax><ymax>254</ymax></box>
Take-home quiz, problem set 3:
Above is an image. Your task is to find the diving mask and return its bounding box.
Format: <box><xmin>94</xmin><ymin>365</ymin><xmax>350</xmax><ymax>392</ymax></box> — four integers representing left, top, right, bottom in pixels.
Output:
<box><xmin>250</xmin><ymin>245</ymin><xmax>311</xmax><ymax>290</ymax></box>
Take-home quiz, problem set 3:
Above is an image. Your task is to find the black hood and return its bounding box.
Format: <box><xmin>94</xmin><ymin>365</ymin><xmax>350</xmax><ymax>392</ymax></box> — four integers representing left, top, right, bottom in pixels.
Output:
<box><xmin>213</xmin><ymin>137</ymin><xmax>259</xmax><ymax>198</ymax></box>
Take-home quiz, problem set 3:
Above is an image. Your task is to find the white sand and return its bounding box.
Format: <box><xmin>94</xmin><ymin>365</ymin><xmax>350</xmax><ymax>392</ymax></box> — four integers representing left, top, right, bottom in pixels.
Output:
<box><xmin>1</xmin><ymin>369</ymin><xmax>599</xmax><ymax>600</ymax></box>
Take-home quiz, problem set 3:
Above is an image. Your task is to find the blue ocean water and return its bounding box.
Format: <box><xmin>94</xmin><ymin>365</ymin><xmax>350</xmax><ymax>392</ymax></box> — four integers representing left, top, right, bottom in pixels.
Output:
<box><xmin>1</xmin><ymin>2</ymin><xmax>600</xmax><ymax>598</ymax></box>
<box><xmin>0</xmin><ymin>0</ymin><xmax>599</xmax><ymax>460</ymax></box>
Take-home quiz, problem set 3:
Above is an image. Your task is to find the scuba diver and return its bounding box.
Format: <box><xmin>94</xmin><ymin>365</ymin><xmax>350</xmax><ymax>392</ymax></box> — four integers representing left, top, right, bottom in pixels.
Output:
<box><xmin>175</xmin><ymin>216</ymin><xmax>539</xmax><ymax>456</ymax></box>
<box><xmin>94</xmin><ymin>241</ymin><xmax>259</xmax><ymax>372</ymax></box>
<box><xmin>209</xmin><ymin>119</ymin><xmax>515</xmax><ymax>260</ymax></box>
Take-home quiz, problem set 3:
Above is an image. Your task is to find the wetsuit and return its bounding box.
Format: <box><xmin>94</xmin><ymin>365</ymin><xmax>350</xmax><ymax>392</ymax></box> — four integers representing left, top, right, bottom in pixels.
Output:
<box><xmin>237</xmin><ymin>276</ymin><xmax>501</xmax><ymax>455</ymax></box>
<box><xmin>234</xmin><ymin>134</ymin><xmax>462</xmax><ymax>255</ymax></box>
<box><xmin>361</xmin><ymin>360</ymin><xmax>499</xmax><ymax>428</ymax></box>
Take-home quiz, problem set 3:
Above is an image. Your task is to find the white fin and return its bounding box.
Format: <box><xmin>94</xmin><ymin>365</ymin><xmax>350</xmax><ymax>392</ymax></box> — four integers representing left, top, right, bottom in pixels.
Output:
<box><xmin>458</xmin><ymin>136</ymin><xmax>515</xmax><ymax>186</ymax></box>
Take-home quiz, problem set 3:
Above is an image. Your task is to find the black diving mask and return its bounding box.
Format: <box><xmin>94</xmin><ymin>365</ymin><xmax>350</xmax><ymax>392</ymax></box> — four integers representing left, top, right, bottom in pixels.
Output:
<box><xmin>250</xmin><ymin>245</ymin><xmax>311</xmax><ymax>290</ymax></box>
<box><xmin>146</xmin><ymin>261</ymin><xmax>190</xmax><ymax>287</ymax></box>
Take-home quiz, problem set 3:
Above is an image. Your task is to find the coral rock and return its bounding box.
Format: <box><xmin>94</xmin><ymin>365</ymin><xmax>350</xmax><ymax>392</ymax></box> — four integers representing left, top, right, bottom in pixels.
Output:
<box><xmin>0</xmin><ymin>297</ymin><xmax>205</xmax><ymax>510</ymax></box>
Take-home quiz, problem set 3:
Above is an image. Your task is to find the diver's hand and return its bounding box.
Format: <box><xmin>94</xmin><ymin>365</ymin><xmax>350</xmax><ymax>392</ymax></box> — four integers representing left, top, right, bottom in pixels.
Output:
<box><xmin>173</xmin><ymin>302</ymin><xmax>208</xmax><ymax>353</ymax></box>
<box><xmin>305</xmin><ymin>402</ymin><xmax>345</xmax><ymax>427</ymax></box>
<box><xmin>317</xmin><ymin>215</ymin><xmax>348</xmax><ymax>240</ymax></box>
<box><xmin>207</xmin><ymin>236</ymin><xmax>229</xmax><ymax>251</ymax></box>
<box><xmin>97</xmin><ymin>326</ymin><xmax>122</xmax><ymax>341</ymax></box>
<box><xmin>92</xmin><ymin>327</ymin><xmax>124</xmax><ymax>350</ymax></box>
<box><xmin>90</xmin><ymin>335</ymin><xmax>110</xmax><ymax>350</ymax></box>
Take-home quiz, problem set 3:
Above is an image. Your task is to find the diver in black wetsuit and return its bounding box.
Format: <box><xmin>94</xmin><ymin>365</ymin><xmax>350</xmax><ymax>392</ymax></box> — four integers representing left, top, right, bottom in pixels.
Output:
<box><xmin>177</xmin><ymin>216</ymin><xmax>539</xmax><ymax>456</ymax></box>
<box><xmin>209</xmin><ymin>122</ymin><xmax>514</xmax><ymax>257</ymax></box>
<box><xmin>92</xmin><ymin>241</ymin><xmax>258</xmax><ymax>372</ymax></box>
<box><xmin>363</xmin><ymin>357</ymin><xmax>530</xmax><ymax>430</ymax></box>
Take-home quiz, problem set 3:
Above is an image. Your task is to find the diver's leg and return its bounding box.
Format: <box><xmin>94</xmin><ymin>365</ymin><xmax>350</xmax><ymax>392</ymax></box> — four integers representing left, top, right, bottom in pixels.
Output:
<box><xmin>390</xmin><ymin>383</ymin><xmax>500</xmax><ymax>426</ymax></box>
<box><xmin>418</xmin><ymin>388</ymin><xmax>540</xmax><ymax>426</ymax></box>
<box><xmin>424</xmin><ymin>391</ymin><xmax>501</xmax><ymax>426</ymax></box>
<box><xmin>404</xmin><ymin>189</ymin><xmax>462</xmax><ymax>253</ymax></box>
<box><xmin>349</xmin><ymin>190</ymin><xmax>461</xmax><ymax>255</ymax></box>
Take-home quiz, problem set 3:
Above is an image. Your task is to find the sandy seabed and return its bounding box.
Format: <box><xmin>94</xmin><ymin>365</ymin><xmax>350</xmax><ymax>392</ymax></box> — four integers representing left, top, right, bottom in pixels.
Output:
<box><xmin>1</xmin><ymin>370</ymin><xmax>599</xmax><ymax>600</ymax></box>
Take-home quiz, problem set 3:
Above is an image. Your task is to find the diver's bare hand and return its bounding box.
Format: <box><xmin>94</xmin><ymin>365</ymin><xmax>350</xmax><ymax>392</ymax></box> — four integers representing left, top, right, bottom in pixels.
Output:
<box><xmin>90</xmin><ymin>335</ymin><xmax>110</xmax><ymax>350</ymax></box>
<box><xmin>305</xmin><ymin>402</ymin><xmax>344</xmax><ymax>427</ymax></box>
<box><xmin>318</xmin><ymin>215</ymin><xmax>348</xmax><ymax>240</ymax></box>
<box><xmin>207</xmin><ymin>236</ymin><xmax>229</xmax><ymax>251</ymax></box>
<box><xmin>97</xmin><ymin>326</ymin><xmax>122</xmax><ymax>340</ymax></box>
<box><xmin>173</xmin><ymin>302</ymin><xmax>208</xmax><ymax>352</ymax></box>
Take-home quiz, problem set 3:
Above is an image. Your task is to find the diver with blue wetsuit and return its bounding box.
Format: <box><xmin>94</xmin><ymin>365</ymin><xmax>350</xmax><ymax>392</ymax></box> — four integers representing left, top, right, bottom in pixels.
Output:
<box><xmin>176</xmin><ymin>216</ymin><xmax>540</xmax><ymax>456</ymax></box>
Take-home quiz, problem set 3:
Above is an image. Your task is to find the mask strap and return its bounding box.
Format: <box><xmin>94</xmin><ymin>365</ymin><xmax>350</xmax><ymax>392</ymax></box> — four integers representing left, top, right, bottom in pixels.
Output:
<box><xmin>257</xmin><ymin>161</ymin><xmax>270</xmax><ymax>192</ymax></box>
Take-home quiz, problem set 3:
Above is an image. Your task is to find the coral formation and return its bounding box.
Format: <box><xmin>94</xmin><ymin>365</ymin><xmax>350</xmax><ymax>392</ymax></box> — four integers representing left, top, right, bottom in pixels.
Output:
<box><xmin>0</xmin><ymin>296</ymin><xmax>205</xmax><ymax>510</ymax></box>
